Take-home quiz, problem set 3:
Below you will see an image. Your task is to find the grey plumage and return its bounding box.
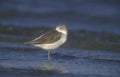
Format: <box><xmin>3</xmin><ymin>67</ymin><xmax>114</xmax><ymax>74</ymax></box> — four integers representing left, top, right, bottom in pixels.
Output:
<box><xmin>25</xmin><ymin>30</ymin><xmax>62</xmax><ymax>45</ymax></box>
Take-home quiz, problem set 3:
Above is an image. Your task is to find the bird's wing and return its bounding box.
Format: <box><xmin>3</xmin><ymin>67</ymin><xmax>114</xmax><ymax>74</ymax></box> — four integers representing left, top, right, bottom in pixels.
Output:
<box><xmin>25</xmin><ymin>30</ymin><xmax>62</xmax><ymax>44</ymax></box>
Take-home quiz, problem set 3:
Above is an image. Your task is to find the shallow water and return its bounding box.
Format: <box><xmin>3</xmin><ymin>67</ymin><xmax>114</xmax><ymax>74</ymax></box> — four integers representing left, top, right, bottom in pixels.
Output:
<box><xmin>0</xmin><ymin>47</ymin><xmax>120</xmax><ymax>77</ymax></box>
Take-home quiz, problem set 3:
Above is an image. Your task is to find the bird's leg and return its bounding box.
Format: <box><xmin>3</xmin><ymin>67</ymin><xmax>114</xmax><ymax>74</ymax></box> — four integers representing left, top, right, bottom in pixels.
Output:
<box><xmin>48</xmin><ymin>50</ymin><xmax>51</xmax><ymax>64</ymax></box>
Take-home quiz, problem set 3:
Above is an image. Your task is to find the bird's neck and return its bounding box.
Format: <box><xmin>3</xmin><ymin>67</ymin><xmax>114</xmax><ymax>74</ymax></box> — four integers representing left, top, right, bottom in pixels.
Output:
<box><xmin>56</xmin><ymin>29</ymin><xmax>67</xmax><ymax>35</ymax></box>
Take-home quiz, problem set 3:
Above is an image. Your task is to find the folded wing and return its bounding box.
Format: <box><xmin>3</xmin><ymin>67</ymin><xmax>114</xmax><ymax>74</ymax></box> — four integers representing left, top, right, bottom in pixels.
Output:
<box><xmin>24</xmin><ymin>30</ymin><xmax>62</xmax><ymax>44</ymax></box>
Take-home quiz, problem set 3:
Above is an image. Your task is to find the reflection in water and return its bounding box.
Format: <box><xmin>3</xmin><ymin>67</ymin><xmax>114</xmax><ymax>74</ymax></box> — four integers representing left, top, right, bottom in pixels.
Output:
<box><xmin>0</xmin><ymin>60</ymin><xmax>68</xmax><ymax>73</ymax></box>
<box><xmin>0</xmin><ymin>48</ymin><xmax>120</xmax><ymax>76</ymax></box>
<box><xmin>42</xmin><ymin>62</ymin><xmax>68</xmax><ymax>73</ymax></box>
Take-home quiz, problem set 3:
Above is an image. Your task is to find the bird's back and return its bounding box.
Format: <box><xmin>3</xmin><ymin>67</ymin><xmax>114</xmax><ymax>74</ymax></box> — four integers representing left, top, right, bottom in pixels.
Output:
<box><xmin>25</xmin><ymin>30</ymin><xmax>62</xmax><ymax>44</ymax></box>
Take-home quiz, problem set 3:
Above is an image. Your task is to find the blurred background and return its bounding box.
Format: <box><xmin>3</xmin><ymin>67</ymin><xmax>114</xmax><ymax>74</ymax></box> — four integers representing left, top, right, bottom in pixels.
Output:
<box><xmin>0</xmin><ymin>0</ymin><xmax>120</xmax><ymax>77</ymax></box>
<box><xmin>0</xmin><ymin>0</ymin><xmax>120</xmax><ymax>51</ymax></box>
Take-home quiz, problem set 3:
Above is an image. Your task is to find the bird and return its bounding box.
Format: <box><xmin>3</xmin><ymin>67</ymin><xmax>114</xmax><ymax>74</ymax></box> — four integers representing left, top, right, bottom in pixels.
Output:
<box><xmin>24</xmin><ymin>24</ymin><xmax>67</xmax><ymax>64</ymax></box>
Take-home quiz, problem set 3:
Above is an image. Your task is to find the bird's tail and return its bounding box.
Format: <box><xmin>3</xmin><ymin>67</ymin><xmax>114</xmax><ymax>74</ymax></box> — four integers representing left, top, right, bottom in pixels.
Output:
<box><xmin>24</xmin><ymin>41</ymin><xmax>31</xmax><ymax>44</ymax></box>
